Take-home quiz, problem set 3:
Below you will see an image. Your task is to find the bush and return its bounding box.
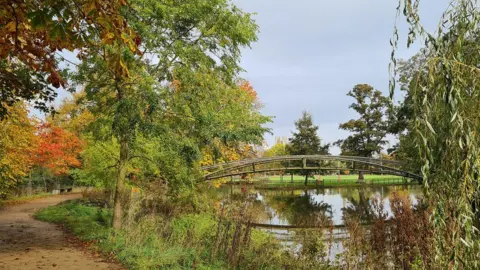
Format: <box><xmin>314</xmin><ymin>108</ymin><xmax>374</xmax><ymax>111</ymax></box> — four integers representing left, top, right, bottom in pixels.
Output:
<box><xmin>34</xmin><ymin>199</ymin><xmax>313</xmax><ymax>269</ymax></box>
<box><xmin>35</xmin><ymin>201</ymin><xmax>226</xmax><ymax>269</ymax></box>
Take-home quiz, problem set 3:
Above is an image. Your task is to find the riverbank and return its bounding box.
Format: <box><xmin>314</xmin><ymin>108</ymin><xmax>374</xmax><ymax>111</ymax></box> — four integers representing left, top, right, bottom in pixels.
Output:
<box><xmin>31</xmin><ymin>186</ymin><xmax>433</xmax><ymax>269</ymax></box>
<box><xmin>33</xmin><ymin>199</ymin><xmax>294</xmax><ymax>269</ymax></box>
<box><xmin>225</xmin><ymin>174</ymin><xmax>415</xmax><ymax>190</ymax></box>
<box><xmin>255</xmin><ymin>180</ymin><xmax>415</xmax><ymax>190</ymax></box>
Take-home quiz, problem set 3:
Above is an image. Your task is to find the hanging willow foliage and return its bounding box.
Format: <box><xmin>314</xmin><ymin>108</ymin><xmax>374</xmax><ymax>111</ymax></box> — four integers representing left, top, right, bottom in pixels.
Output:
<box><xmin>390</xmin><ymin>0</ymin><xmax>480</xmax><ymax>267</ymax></box>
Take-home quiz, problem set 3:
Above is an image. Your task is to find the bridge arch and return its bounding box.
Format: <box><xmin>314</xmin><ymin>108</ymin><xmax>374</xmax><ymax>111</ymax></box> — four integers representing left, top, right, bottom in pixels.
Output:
<box><xmin>201</xmin><ymin>155</ymin><xmax>422</xmax><ymax>182</ymax></box>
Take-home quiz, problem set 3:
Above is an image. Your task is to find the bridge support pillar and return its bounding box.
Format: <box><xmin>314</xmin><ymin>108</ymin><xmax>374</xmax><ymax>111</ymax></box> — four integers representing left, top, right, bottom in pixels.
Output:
<box><xmin>357</xmin><ymin>171</ymin><xmax>365</xmax><ymax>183</ymax></box>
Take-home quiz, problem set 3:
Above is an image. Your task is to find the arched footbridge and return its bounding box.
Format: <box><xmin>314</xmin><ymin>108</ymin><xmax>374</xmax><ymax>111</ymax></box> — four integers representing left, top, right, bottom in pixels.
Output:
<box><xmin>201</xmin><ymin>155</ymin><xmax>422</xmax><ymax>182</ymax></box>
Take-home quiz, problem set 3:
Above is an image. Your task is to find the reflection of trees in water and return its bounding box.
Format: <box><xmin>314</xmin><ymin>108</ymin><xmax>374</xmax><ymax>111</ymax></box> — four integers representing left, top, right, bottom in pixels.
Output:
<box><xmin>245</xmin><ymin>200</ymin><xmax>271</xmax><ymax>223</ymax></box>
<box><xmin>215</xmin><ymin>185</ymin><xmax>423</xmax><ymax>226</ymax></box>
<box><xmin>223</xmin><ymin>189</ymin><xmax>271</xmax><ymax>223</ymax></box>
<box><xmin>263</xmin><ymin>190</ymin><xmax>333</xmax><ymax>226</ymax></box>
<box><xmin>342</xmin><ymin>188</ymin><xmax>375</xmax><ymax>224</ymax></box>
<box><xmin>341</xmin><ymin>187</ymin><xmax>406</xmax><ymax>224</ymax></box>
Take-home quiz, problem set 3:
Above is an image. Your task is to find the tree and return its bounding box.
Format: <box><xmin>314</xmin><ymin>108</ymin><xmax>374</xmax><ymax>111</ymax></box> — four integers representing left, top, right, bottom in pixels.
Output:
<box><xmin>287</xmin><ymin>112</ymin><xmax>329</xmax><ymax>185</ymax></box>
<box><xmin>0</xmin><ymin>0</ymin><xmax>138</xmax><ymax>117</ymax></box>
<box><xmin>72</xmin><ymin>0</ymin><xmax>268</xmax><ymax>230</ymax></box>
<box><xmin>48</xmin><ymin>91</ymin><xmax>95</xmax><ymax>137</ymax></box>
<box><xmin>201</xmin><ymin>141</ymin><xmax>257</xmax><ymax>166</ymax></box>
<box><xmin>387</xmin><ymin>51</ymin><xmax>432</xmax><ymax>173</ymax></box>
<box><xmin>336</xmin><ymin>84</ymin><xmax>390</xmax><ymax>157</ymax></box>
<box><xmin>392</xmin><ymin>0</ymin><xmax>480</xmax><ymax>266</ymax></box>
<box><xmin>33</xmin><ymin>123</ymin><xmax>83</xmax><ymax>181</ymax></box>
<box><xmin>200</xmin><ymin>81</ymin><xmax>267</xmax><ymax>165</ymax></box>
<box><xmin>388</xmin><ymin>51</ymin><xmax>429</xmax><ymax>136</ymax></box>
<box><xmin>0</xmin><ymin>102</ymin><xmax>37</xmax><ymax>198</ymax></box>
<box><xmin>263</xmin><ymin>143</ymin><xmax>287</xmax><ymax>157</ymax></box>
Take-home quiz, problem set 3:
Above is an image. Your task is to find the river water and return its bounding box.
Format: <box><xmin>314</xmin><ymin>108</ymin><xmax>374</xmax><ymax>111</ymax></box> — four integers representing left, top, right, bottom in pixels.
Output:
<box><xmin>214</xmin><ymin>184</ymin><xmax>423</xmax><ymax>259</ymax></box>
<box><xmin>216</xmin><ymin>184</ymin><xmax>423</xmax><ymax>227</ymax></box>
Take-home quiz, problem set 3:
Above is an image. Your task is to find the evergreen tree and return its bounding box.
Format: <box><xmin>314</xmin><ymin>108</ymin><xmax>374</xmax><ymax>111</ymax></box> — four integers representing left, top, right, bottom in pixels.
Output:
<box><xmin>287</xmin><ymin>112</ymin><xmax>329</xmax><ymax>185</ymax></box>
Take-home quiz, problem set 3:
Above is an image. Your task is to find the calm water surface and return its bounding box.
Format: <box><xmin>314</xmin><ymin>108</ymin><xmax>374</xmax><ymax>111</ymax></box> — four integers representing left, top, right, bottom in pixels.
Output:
<box><xmin>214</xmin><ymin>184</ymin><xmax>423</xmax><ymax>258</ymax></box>
<box><xmin>215</xmin><ymin>184</ymin><xmax>423</xmax><ymax>227</ymax></box>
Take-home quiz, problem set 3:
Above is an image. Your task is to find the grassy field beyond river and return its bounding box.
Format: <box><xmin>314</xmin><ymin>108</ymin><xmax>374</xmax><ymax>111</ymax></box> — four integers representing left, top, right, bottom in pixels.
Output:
<box><xmin>245</xmin><ymin>174</ymin><xmax>412</xmax><ymax>188</ymax></box>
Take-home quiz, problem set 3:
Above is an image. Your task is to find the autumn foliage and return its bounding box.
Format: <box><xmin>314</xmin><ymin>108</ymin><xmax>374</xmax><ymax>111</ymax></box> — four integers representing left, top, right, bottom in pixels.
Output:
<box><xmin>0</xmin><ymin>0</ymin><xmax>139</xmax><ymax>117</ymax></box>
<box><xmin>33</xmin><ymin>123</ymin><xmax>84</xmax><ymax>176</ymax></box>
<box><xmin>0</xmin><ymin>103</ymin><xmax>86</xmax><ymax>197</ymax></box>
<box><xmin>0</xmin><ymin>0</ymin><xmax>136</xmax><ymax>84</ymax></box>
<box><xmin>239</xmin><ymin>81</ymin><xmax>258</xmax><ymax>101</ymax></box>
<box><xmin>200</xmin><ymin>80</ymin><xmax>260</xmax><ymax>166</ymax></box>
<box><xmin>0</xmin><ymin>103</ymin><xmax>37</xmax><ymax>197</ymax></box>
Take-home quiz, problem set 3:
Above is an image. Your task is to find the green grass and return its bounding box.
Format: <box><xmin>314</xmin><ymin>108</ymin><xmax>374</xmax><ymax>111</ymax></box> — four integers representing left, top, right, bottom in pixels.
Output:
<box><xmin>250</xmin><ymin>174</ymin><xmax>412</xmax><ymax>189</ymax></box>
<box><xmin>266</xmin><ymin>174</ymin><xmax>403</xmax><ymax>181</ymax></box>
<box><xmin>34</xmin><ymin>200</ymin><xmax>112</xmax><ymax>240</ymax></box>
<box><xmin>35</xmin><ymin>200</ymin><xmax>211</xmax><ymax>269</ymax></box>
<box><xmin>33</xmin><ymin>200</ymin><xmax>288</xmax><ymax>269</ymax></box>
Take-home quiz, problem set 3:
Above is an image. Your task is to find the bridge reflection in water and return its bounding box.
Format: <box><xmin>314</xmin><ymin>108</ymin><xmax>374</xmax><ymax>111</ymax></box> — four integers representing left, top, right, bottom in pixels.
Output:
<box><xmin>213</xmin><ymin>184</ymin><xmax>422</xmax><ymax>259</ymax></box>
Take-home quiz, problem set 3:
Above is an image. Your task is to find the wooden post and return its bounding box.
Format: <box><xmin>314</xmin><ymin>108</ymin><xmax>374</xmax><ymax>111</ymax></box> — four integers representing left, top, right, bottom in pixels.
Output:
<box><xmin>380</xmin><ymin>155</ymin><xmax>384</xmax><ymax>175</ymax></box>
<box><xmin>302</xmin><ymin>158</ymin><xmax>307</xmax><ymax>185</ymax></box>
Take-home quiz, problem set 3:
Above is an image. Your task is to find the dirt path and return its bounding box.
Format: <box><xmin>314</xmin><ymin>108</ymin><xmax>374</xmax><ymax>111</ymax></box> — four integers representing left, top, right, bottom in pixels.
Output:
<box><xmin>0</xmin><ymin>194</ymin><xmax>122</xmax><ymax>270</ymax></box>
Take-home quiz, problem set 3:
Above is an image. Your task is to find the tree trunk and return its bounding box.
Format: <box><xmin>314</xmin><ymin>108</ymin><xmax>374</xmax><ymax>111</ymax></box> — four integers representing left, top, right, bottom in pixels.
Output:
<box><xmin>358</xmin><ymin>171</ymin><xmax>365</xmax><ymax>183</ymax></box>
<box><xmin>112</xmin><ymin>135</ymin><xmax>129</xmax><ymax>230</ymax></box>
<box><xmin>27</xmin><ymin>171</ymin><xmax>32</xmax><ymax>196</ymax></box>
<box><xmin>304</xmin><ymin>174</ymin><xmax>308</xmax><ymax>186</ymax></box>
<box><xmin>42</xmin><ymin>169</ymin><xmax>47</xmax><ymax>192</ymax></box>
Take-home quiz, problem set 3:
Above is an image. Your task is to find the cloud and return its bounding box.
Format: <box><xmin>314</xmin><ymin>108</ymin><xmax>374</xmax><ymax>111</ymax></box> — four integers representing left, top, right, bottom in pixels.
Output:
<box><xmin>235</xmin><ymin>0</ymin><xmax>449</xmax><ymax>149</ymax></box>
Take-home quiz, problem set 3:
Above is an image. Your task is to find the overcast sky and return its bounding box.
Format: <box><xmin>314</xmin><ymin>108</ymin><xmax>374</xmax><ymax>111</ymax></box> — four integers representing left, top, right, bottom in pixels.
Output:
<box><xmin>233</xmin><ymin>0</ymin><xmax>449</xmax><ymax>154</ymax></box>
<box><xmin>49</xmin><ymin>1</ymin><xmax>450</xmax><ymax>155</ymax></box>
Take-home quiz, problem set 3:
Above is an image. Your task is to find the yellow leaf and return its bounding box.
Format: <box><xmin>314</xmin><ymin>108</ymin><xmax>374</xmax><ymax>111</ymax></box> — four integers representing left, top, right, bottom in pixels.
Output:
<box><xmin>105</xmin><ymin>32</ymin><xmax>115</xmax><ymax>40</ymax></box>
<box><xmin>17</xmin><ymin>36</ymin><xmax>27</xmax><ymax>46</ymax></box>
<box><xmin>119</xmin><ymin>59</ymin><xmax>130</xmax><ymax>77</ymax></box>
<box><xmin>128</xmin><ymin>40</ymin><xmax>136</xmax><ymax>52</ymax></box>
<box><xmin>5</xmin><ymin>21</ymin><xmax>17</xmax><ymax>32</ymax></box>
<box><xmin>120</xmin><ymin>33</ymin><xmax>130</xmax><ymax>43</ymax></box>
<box><xmin>83</xmin><ymin>1</ymin><xmax>97</xmax><ymax>14</ymax></box>
<box><xmin>101</xmin><ymin>33</ymin><xmax>115</xmax><ymax>45</ymax></box>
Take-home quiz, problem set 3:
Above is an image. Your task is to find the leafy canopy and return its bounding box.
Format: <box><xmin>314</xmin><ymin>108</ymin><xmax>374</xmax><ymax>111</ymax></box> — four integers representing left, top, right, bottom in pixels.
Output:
<box><xmin>33</xmin><ymin>123</ymin><xmax>83</xmax><ymax>176</ymax></box>
<box><xmin>391</xmin><ymin>0</ymin><xmax>480</xmax><ymax>266</ymax></box>
<box><xmin>68</xmin><ymin>0</ymin><xmax>270</xmax><ymax>228</ymax></box>
<box><xmin>336</xmin><ymin>84</ymin><xmax>390</xmax><ymax>157</ymax></box>
<box><xmin>0</xmin><ymin>102</ymin><xmax>37</xmax><ymax>198</ymax></box>
<box><xmin>263</xmin><ymin>143</ymin><xmax>288</xmax><ymax>158</ymax></box>
<box><xmin>0</xmin><ymin>0</ymin><xmax>138</xmax><ymax>117</ymax></box>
